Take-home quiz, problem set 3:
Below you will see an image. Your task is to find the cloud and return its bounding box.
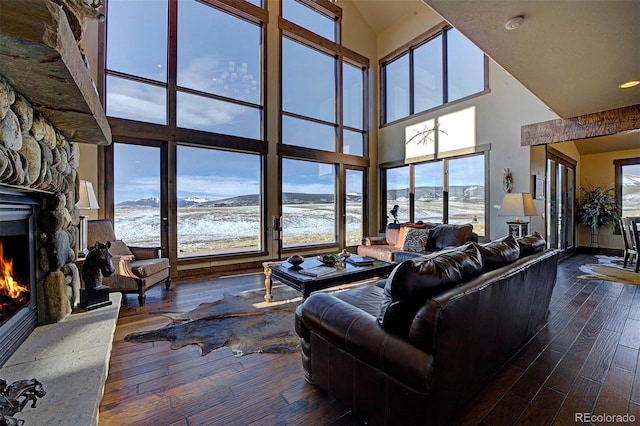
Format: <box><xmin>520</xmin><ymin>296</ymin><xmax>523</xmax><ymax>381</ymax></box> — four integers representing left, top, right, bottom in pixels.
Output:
<box><xmin>282</xmin><ymin>182</ymin><xmax>334</xmax><ymax>194</ymax></box>
<box><xmin>177</xmin><ymin>175</ymin><xmax>260</xmax><ymax>199</ymax></box>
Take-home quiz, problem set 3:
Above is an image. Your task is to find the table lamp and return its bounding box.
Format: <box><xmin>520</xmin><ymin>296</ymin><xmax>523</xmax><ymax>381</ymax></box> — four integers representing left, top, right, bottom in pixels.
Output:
<box><xmin>498</xmin><ymin>192</ymin><xmax>538</xmax><ymax>237</ymax></box>
<box><xmin>76</xmin><ymin>180</ymin><xmax>99</xmax><ymax>256</ymax></box>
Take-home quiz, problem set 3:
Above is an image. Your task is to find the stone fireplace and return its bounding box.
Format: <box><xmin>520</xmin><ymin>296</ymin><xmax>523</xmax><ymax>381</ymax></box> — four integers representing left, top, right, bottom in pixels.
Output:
<box><xmin>0</xmin><ymin>71</ymin><xmax>84</xmax><ymax>363</ymax></box>
<box><xmin>0</xmin><ymin>0</ymin><xmax>111</xmax><ymax>366</ymax></box>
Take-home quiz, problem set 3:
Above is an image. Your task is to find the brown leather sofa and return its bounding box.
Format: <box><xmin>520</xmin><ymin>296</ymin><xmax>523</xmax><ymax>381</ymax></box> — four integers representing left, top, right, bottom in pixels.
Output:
<box><xmin>295</xmin><ymin>234</ymin><xmax>558</xmax><ymax>425</ymax></box>
<box><xmin>357</xmin><ymin>222</ymin><xmax>477</xmax><ymax>262</ymax></box>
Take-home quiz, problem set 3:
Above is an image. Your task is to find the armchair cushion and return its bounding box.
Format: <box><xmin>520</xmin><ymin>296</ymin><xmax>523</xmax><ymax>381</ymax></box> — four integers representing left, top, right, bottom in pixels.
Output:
<box><xmin>130</xmin><ymin>258</ymin><xmax>170</xmax><ymax>278</ymax></box>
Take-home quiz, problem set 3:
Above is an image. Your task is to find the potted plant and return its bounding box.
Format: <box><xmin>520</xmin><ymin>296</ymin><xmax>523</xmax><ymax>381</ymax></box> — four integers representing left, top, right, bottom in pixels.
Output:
<box><xmin>576</xmin><ymin>184</ymin><xmax>621</xmax><ymax>247</ymax></box>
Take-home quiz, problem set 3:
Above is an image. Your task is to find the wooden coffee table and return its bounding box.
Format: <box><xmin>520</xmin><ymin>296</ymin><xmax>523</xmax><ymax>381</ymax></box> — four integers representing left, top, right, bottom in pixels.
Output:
<box><xmin>262</xmin><ymin>258</ymin><xmax>395</xmax><ymax>302</ymax></box>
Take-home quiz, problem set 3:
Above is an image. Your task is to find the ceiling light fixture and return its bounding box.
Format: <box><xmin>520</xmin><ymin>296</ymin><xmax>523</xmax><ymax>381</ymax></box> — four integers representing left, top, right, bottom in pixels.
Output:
<box><xmin>505</xmin><ymin>16</ymin><xmax>524</xmax><ymax>30</ymax></box>
<box><xmin>618</xmin><ymin>80</ymin><xmax>640</xmax><ymax>89</ymax></box>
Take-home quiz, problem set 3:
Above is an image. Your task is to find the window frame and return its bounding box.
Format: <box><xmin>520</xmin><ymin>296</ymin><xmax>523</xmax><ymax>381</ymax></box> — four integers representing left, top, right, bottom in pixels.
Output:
<box><xmin>380</xmin><ymin>23</ymin><xmax>489</xmax><ymax>126</ymax></box>
<box><xmin>614</xmin><ymin>157</ymin><xmax>640</xmax><ymax>216</ymax></box>
<box><xmin>100</xmin><ymin>0</ymin><xmax>269</xmax><ymax>266</ymax></box>
<box><xmin>379</xmin><ymin>145</ymin><xmax>489</xmax><ymax>237</ymax></box>
<box><xmin>279</xmin><ymin>0</ymin><xmax>370</xmax><ymax>251</ymax></box>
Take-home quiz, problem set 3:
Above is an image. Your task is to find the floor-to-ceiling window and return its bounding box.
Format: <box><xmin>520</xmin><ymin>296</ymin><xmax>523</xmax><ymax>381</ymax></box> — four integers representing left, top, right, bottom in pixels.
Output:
<box><xmin>176</xmin><ymin>146</ymin><xmax>262</xmax><ymax>257</ymax></box>
<box><xmin>280</xmin><ymin>0</ymin><xmax>369</xmax><ymax>250</ymax></box>
<box><xmin>381</xmin><ymin>151</ymin><xmax>487</xmax><ymax>237</ymax></box>
<box><xmin>103</xmin><ymin>0</ymin><xmax>369</xmax><ymax>268</ymax></box>
<box><xmin>113</xmin><ymin>143</ymin><xmax>163</xmax><ymax>247</ymax></box>
<box><xmin>104</xmin><ymin>0</ymin><xmax>267</xmax><ymax>261</ymax></box>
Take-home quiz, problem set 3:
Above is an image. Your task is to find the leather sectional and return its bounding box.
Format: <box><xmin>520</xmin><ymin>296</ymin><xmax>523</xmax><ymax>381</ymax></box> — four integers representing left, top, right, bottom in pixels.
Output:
<box><xmin>357</xmin><ymin>222</ymin><xmax>478</xmax><ymax>262</ymax></box>
<box><xmin>295</xmin><ymin>233</ymin><xmax>558</xmax><ymax>425</ymax></box>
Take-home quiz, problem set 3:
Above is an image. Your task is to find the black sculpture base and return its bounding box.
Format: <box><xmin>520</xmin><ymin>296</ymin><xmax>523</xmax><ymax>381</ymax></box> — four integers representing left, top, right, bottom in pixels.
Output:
<box><xmin>79</xmin><ymin>285</ymin><xmax>112</xmax><ymax>311</ymax></box>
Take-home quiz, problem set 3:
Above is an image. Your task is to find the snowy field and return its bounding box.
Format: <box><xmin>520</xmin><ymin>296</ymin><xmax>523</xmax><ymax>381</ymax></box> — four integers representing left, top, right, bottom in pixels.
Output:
<box><xmin>115</xmin><ymin>203</ymin><xmax>364</xmax><ymax>256</ymax></box>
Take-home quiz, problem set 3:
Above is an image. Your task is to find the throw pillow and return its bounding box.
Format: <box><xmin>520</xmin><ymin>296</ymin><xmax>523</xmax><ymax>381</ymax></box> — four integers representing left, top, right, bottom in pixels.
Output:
<box><xmin>395</xmin><ymin>222</ymin><xmax>428</xmax><ymax>249</ymax></box>
<box><xmin>518</xmin><ymin>232</ymin><xmax>546</xmax><ymax>257</ymax></box>
<box><xmin>378</xmin><ymin>243</ymin><xmax>483</xmax><ymax>336</ymax></box>
<box><xmin>401</xmin><ymin>228</ymin><xmax>430</xmax><ymax>253</ymax></box>
<box><xmin>475</xmin><ymin>235</ymin><xmax>520</xmax><ymax>270</ymax></box>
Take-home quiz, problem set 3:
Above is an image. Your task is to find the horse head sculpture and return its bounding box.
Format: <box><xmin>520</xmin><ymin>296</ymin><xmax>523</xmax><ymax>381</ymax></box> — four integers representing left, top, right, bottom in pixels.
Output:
<box><xmin>81</xmin><ymin>241</ymin><xmax>115</xmax><ymax>290</ymax></box>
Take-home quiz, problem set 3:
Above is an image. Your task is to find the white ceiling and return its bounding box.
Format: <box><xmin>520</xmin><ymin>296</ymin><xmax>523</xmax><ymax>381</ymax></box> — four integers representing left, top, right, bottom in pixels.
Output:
<box><xmin>422</xmin><ymin>0</ymin><xmax>640</xmax><ymax>119</ymax></box>
<box><xmin>350</xmin><ymin>0</ymin><xmax>424</xmax><ymax>33</ymax></box>
<box><xmin>351</xmin><ymin>0</ymin><xmax>640</xmax><ymax>155</ymax></box>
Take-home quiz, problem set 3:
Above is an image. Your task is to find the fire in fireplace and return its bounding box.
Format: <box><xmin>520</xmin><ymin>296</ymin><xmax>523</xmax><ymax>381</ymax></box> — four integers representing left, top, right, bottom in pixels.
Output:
<box><xmin>0</xmin><ymin>197</ymin><xmax>37</xmax><ymax>367</ymax></box>
<box><xmin>0</xmin><ymin>239</ymin><xmax>30</xmax><ymax>326</ymax></box>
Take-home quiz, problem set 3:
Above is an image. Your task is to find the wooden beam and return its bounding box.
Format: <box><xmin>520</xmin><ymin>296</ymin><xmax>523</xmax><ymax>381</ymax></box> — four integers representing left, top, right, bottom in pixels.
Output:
<box><xmin>521</xmin><ymin>104</ymin><xmax>640</xmax><ymax>146</ymax></box>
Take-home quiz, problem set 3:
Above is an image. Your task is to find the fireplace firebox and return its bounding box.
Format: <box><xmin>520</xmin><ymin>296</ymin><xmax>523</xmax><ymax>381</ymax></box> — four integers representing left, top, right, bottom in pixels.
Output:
<box><xmin>0</xmin><ymin>196</ymin><xmax>38</xmax><ymax>367</ymax></box>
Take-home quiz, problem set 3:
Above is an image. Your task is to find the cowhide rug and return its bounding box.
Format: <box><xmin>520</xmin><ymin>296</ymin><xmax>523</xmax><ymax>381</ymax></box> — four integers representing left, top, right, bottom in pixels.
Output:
<box><xmin>124</xmin><ymin>285</ymin><xmax>304</xmax><ymax>357</ymax></box>
<box><xmin>578</xmin><ymin>255</ymin><xmax>640</xmax><ymax>286</ymax></box>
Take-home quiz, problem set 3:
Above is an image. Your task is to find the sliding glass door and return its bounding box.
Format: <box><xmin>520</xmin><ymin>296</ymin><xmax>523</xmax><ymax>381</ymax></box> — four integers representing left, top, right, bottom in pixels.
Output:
<box><xmin>547</xmin><ymin>152</ymin><xmax>575</xmax><ymax>252</ymax></box>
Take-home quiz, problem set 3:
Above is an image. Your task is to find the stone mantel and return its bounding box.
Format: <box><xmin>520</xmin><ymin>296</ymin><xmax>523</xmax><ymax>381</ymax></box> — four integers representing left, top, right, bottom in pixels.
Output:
<box><xmin>0</xmin><ymin>0</ymin><xmax>111</xmax><ymax>146</ymax></box>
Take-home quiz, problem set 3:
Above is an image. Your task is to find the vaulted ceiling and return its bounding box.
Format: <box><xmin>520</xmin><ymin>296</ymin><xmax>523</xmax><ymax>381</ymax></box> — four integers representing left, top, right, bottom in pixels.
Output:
<box><xmin>352</xmin><ymin>0</ymin><xmax>640</xmax><ymax>155</ymax></box>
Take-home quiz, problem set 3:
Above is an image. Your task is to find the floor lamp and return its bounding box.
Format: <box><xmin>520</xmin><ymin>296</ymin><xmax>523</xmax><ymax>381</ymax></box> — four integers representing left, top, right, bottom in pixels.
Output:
<box><xmin>76</xmin><ymin>180</ymin><xmax>100</xmax><ymax>257</ymax></box>
<box><xmin>498</xmin><ymin>192</ymin><xmax>538</xmax><ymax>238</ymax></box>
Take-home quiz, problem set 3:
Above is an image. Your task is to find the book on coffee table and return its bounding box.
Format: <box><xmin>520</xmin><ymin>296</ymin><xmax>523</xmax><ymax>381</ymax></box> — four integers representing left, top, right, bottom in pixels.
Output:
<box><xmin>346</xmin><ymin>255</ymin><xmax>375</xmax><ymax>266</ymax></box>
<box><xmin>298</xmin><ymin>265</ymin><xmax>336</xmax><ymax>277</ymax></box>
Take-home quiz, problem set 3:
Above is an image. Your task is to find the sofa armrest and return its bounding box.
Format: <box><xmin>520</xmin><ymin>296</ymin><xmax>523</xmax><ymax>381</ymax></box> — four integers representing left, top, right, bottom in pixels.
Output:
<box><xmin>362</xmin><ymin>236</ymin><xmax>388</xmax><ymax>246</ymax></box>
<box><xmin>297</xmin><ymin>292</ymin><xmax>433</xmax><ymax>391</ymax></box>
<box><xmin>129</xmin><ymin>246</ymin><xmax>161</xmax><ymax>260</ymax></box>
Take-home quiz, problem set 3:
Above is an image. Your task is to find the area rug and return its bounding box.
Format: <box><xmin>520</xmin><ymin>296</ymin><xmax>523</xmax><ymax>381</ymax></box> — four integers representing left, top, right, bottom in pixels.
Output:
<box><xmin>124</xmin><ymin>285</ymin><xmax>304</xmax><ymax>357</ymax></box>
<box><xmin>578</xmin><ymin>255</ymin><xmax>640</xmax><ymax>286</ymax></box>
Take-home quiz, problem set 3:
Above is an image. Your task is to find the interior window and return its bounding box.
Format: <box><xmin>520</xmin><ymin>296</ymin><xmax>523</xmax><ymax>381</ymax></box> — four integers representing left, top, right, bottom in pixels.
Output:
<box><xmin>382</xmin><ymin>27</ymin><xmax>486</xmax><ymax>124</ymax></box>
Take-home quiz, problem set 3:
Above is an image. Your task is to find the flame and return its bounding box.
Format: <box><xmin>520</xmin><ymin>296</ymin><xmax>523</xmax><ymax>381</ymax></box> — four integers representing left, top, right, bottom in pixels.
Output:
<box><xmin>0</xmin><ymin>240</ymin><xmax>27</xmax><ymax>299</ymax></box>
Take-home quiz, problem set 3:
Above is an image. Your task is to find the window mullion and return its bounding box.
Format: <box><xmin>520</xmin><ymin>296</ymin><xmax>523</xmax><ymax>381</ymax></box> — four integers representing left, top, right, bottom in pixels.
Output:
<box><xmin>336</xmin><ymin>55</ymin><xmax>343</xmax><ymax>153</ymax></box>
<box><xmin>409</xmin><ymin>49</ymin><xmax>415</xmax><ymax>116</ymax></box>
<box><xmin>167</xmin><ymin>0</ymin><xmax>178</xmax><ymax>128</ymax></box>
<box><xmin>442</xmin><ymin>29</ymin><xmax>448</xmax><ymax>104</ymax></box>
<box><xmin>442</xmin><ymin>159</ymin><xmax>449</xmax><ymax>223</ymax></box>
<box><xmin>409</xmin><ymin>164</ymin><xmax>415</xmax><ymax>222</ymax></box>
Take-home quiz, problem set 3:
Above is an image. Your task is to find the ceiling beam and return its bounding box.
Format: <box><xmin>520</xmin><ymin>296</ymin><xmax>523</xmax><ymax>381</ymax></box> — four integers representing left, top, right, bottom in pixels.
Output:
<box><xmin>521</xmin><ymin>104</ymin><xmax>640</xmax><ymax>146</ymax></box>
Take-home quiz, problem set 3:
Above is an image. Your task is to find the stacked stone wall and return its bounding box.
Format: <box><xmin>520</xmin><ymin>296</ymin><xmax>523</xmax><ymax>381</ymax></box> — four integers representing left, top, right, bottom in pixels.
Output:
<box><xmin>0</xmin><ymin>72</ymin><xmax>81</xmax><ymax>323</ymax></box>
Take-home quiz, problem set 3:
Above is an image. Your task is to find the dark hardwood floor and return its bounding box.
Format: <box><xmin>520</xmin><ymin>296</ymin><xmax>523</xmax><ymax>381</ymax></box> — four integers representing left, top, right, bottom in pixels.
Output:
<box><xmin>99</xmin><ymin>254</ymin><xmax>640</xmax><ymax>425</ymax></box>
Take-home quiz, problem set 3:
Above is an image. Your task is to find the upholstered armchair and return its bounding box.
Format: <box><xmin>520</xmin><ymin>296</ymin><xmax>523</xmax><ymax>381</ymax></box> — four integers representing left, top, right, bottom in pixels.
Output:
<box><xmin>86</xmin><ymin>219</ymin><xmax>172</xmax><ymax>306</ymax></box>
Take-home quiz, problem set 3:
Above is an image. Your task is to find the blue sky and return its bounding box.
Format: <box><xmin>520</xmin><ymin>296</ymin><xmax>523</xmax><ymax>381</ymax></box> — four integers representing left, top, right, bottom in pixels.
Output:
<box><xmin>109</xmin><ymin>0</ymin><xmax>351</xmax><ymax>204</ymax></box>
<box><xmin>109</xmin><ymin>0</ymin><xmax>481</xmax><ymax>204</ymax></box>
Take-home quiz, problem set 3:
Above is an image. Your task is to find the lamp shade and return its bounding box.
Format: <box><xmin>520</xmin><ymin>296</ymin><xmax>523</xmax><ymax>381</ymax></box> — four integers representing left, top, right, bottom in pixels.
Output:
<box><xmin>76</xmin><ymin>180</ymin><xmax>99</xmax><ymax>210</ymax></box>
<box><xmin>498</xmin><ymin>192</ymin><xmax>538</xmax><ymax>220</ymax></box>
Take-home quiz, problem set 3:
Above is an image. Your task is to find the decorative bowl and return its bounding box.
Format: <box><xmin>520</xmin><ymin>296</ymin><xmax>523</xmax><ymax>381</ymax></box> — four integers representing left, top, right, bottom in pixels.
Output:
<box><xmin>317</xmin><ymin>254</ymin><xmax>338</xmax><ymax>266</ymax></box>
<box><xmin>287</xmin><ymin>255</ymin><xmax>304</xmax><ymax>267</ymax></box>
